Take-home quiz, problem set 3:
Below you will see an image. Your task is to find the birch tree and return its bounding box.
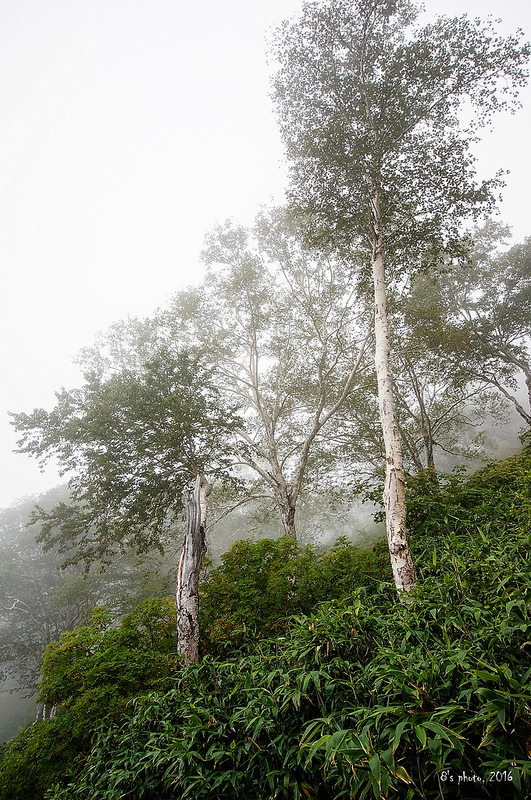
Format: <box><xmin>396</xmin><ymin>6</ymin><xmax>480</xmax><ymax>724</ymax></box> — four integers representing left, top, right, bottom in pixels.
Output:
<box><xmin>271</xmin><ymin>0</ymin><xmax>529</xmax><ymax>592</ymax></box>
<box><xmin>164</xmin><ymin>210</ymin><xmax>372</xmax><ymax>539</ymax></box>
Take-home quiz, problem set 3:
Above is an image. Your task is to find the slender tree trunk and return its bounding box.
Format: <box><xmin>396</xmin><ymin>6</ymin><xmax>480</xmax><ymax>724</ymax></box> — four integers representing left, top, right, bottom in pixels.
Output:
<box><xmin>523</xmin><ymin>366</ymin><xmax>531</xmax><ymax>425</ymax></box>
<box><xmin>405</xmin><ymin>356</ymin><xmax>436</xmax><ymax>469</ymax></box>
<box><xmin>176</xmin><ymin>474</ymin><xmax>210</xmax><ymax>665</ymax></box>
<box><xmin>371</xmin><ymin>201</ymin><xmax>416</xmax><ymax>594</ymax></box>
<box><xmin>34</xmin><ymin>703</ymin><xmax>57</xmax><ymax>722</ymax></box>
<box><xmin>421</xmin><ymin>426</ymin><xmax>435</xmax><ymax>471</ymax></box>
<box><xmin>277</xmin><ymin>492</ymin><xmax>297</xmax><ymax>539</ymax></box>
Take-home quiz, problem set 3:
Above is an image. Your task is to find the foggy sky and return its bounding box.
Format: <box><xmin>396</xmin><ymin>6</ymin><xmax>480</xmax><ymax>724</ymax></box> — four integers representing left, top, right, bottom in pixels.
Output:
<box><xmin>1</xmin><ymin>0</ymin><xmax>530</xmax><ymax>508</ymax></box>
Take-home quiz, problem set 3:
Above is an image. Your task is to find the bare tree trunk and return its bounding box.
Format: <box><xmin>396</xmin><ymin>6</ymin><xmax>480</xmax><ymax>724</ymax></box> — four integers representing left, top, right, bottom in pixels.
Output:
<box><xmin>371</xmin><ymin>202</ymin><xmax>416</xmax><ymax>594</ymax></box>
<box><xmin>176</xmin><ymin>474</ymin><xmax>210</xmax><ymax>665</ymax></box>
<box><xmin>34</xmin><ymin>703</ymin><xmax>57</xmax><ymax>722</ymax></box>
<box><xmin>277</xmin><ymin>493</ymin><xmax>297</xmax><ymax>539</ymax></box>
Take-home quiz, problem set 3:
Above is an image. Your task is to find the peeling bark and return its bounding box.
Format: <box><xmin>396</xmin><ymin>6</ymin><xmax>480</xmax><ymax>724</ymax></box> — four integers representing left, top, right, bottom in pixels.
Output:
<box><xmin>371</xmin><ymin>193</ymin><xmax>416</xmax><ymax>594</ymax></box>
<box><xmin>176</xmin><ymin>474</ymin><xmax>210</xmax><ymax>665</ymax></box>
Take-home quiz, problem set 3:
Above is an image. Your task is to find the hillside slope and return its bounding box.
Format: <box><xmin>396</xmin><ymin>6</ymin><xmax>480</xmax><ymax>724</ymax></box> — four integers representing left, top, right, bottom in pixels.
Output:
<box><xmin>1</xmin><ymin>443</ymin><xmax>530</xmax><ymax>799</ymax></box>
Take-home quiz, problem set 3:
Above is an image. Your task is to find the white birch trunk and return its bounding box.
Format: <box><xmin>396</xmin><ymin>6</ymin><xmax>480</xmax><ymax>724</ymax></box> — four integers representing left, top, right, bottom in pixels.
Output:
<box><xmin>176</xmin><ymin>474</ymin><xmax>210</xmax><ymax>664</ymax></box>
<box><xmin>371</xmin><ymin>202</ymin><xmax>416</xmax><ymax>594</ymax></box>
<box><xmin>34</xmin><ymin>703</ymin><xmax>57</xmax><ymax>722</ymax></box>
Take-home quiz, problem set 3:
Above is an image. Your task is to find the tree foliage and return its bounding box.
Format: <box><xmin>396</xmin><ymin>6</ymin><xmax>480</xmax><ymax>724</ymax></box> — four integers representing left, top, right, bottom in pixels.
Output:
<box><xmin>10</xmin><ymin>350</ymin><xmax>238</xmax><ymax>568</ymax></box>
<box><xmin>163</xmin><ymin>209</ymin><xmax>373</xmax><ymax>538</ymax></box>
<box><xmin>428</xmin><ymin>226</ymin><xmax>531</xmax><ymax>427</ymax></box>
<box><xmin>271</xmin><ymin>0</ymin><xmax>529</xmax><ymax>262</ymax></box>
<box><xmin>389</xmin><ymin>271</ymin><xmax>509</xmax><ymax>472</ymax></box>
<box><xmin>13</xmin><ymin>209</ymin><xmax>375</xmax><ymax>547</ymax></box>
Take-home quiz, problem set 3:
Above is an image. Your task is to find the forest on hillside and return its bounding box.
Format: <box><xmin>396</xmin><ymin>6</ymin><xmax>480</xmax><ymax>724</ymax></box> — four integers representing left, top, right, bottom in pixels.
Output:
<box><xmin>1</xmin><ymin>0</ymin><xmax>531</xmax><ymax>797</ymax></box>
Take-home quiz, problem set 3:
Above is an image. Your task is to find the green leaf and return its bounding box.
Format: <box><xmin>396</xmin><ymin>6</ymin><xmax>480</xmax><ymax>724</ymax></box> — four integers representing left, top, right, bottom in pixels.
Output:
<box><xmin>415</xmin><ymin>725</ymin><xmax>427</xmax><ymax>749</ymax></box>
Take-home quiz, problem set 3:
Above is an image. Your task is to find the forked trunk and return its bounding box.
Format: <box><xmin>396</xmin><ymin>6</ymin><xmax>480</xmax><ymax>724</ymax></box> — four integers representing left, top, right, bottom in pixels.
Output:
<box><xmin>371</xmin><ymin>207</ymin><xmax>416</xmax><ymax>594</ymax></box>
<box><xmin>176</xmin><ymin>474</ymin><xmax>210</xmax><ymax>664</ymax></box>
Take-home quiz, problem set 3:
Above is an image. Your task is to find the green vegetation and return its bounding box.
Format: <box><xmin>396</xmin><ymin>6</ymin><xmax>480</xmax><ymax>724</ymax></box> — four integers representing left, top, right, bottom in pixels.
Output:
<box><xmin>1</xmin><ymin>444</ymin><xmax>530</xmax><ymax>799</ymax></box>
<box><xmin>200</xmin><ymin>535</ymin><xmax>389</xmax><ymax>651</ymax></box>
<box><xmin>0</xmin><ymin>487</ymin><xmax>175</xmax><ymax>705</ymax></box>
<box><xmin>0</xmin><ymin>599</ymin><xmax>179</xmax><ymax>800</ymax></box>
<box><xmin>2</xmin><ymin>3</ymin><xmax>530</xmax><ymax>797</ymax></box>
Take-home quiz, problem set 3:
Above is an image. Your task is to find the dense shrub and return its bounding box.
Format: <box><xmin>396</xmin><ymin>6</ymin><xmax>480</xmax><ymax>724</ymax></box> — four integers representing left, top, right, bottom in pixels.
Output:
<box><xmin>200</xmin><ymin>535</ymin><xmax>389</xmax><ymax>650</ymax></box>
<box><xmin>0</xmin><ymin>539</ymin><xmax>387</xmax><ymax>800</ymax></box>
<box><xmin>43</xmin><ymin>571</ymin><xmax>531</xmax><ymax>799</ymax></box>
<box><xmin>38</xmin><ymin>447</ymin><xmax>531</xmax><ymax>799</ymax></box>
<box><xmin>3</xmin><ymin>446</ymin><xmax>531</xmax><ymax>799</ymax></box>
<box><xmin>0</xmin><ymin>599</ymin><xmax>179</xmax><ymax>800</ymax></box>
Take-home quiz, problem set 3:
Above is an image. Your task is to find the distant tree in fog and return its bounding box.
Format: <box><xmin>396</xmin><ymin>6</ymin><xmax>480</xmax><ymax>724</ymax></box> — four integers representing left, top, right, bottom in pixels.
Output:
<box><xmin>0</xmin><ymin>489</ymin><xmax>171</xmax><ymax>696</ymax></box>
<box><xmin>429</xmin><ymin>224</ymin><xmax>531</xmax><ymax>427</ymax></box>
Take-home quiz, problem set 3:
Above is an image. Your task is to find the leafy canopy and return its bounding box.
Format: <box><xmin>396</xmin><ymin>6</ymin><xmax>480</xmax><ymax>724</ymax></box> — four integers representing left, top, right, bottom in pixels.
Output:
<box><xmin>10</xmin><ymin>349</ymin><xmax>239</xmax><ymax>567</ymax></box>
<box><xmin>272</xmin><ymin>0</ymin><xmax>529</xmax><ymax>264</ymax></box>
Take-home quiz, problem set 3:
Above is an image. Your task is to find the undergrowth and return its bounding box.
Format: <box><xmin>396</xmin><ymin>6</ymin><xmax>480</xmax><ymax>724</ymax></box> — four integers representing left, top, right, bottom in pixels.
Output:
<box><xmin>1</xmin><ymin>445</ymin><xmax>530</xmax><ymax>799</ymax></box>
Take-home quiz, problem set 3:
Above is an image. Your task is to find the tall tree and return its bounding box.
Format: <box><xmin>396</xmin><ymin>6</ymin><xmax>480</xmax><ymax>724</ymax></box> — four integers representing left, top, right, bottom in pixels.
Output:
<box><xmin>10</xmin><ymin>350</ymin><xmax>237</xmax><ymax>664</ymax></box>
<box><xmin>39</xmin><ymin>209</ymin><xmax>371</xmax><ymax>544</ymax></box>
<box><xmin>271</xmin><ymin>0</ymin><xmax>529</xmax><ymax>591</ymax></box>
<box><xmin>164</xmin><ymin>210</ymin><xmax>372</xmax><ymax>539</ymax></box>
